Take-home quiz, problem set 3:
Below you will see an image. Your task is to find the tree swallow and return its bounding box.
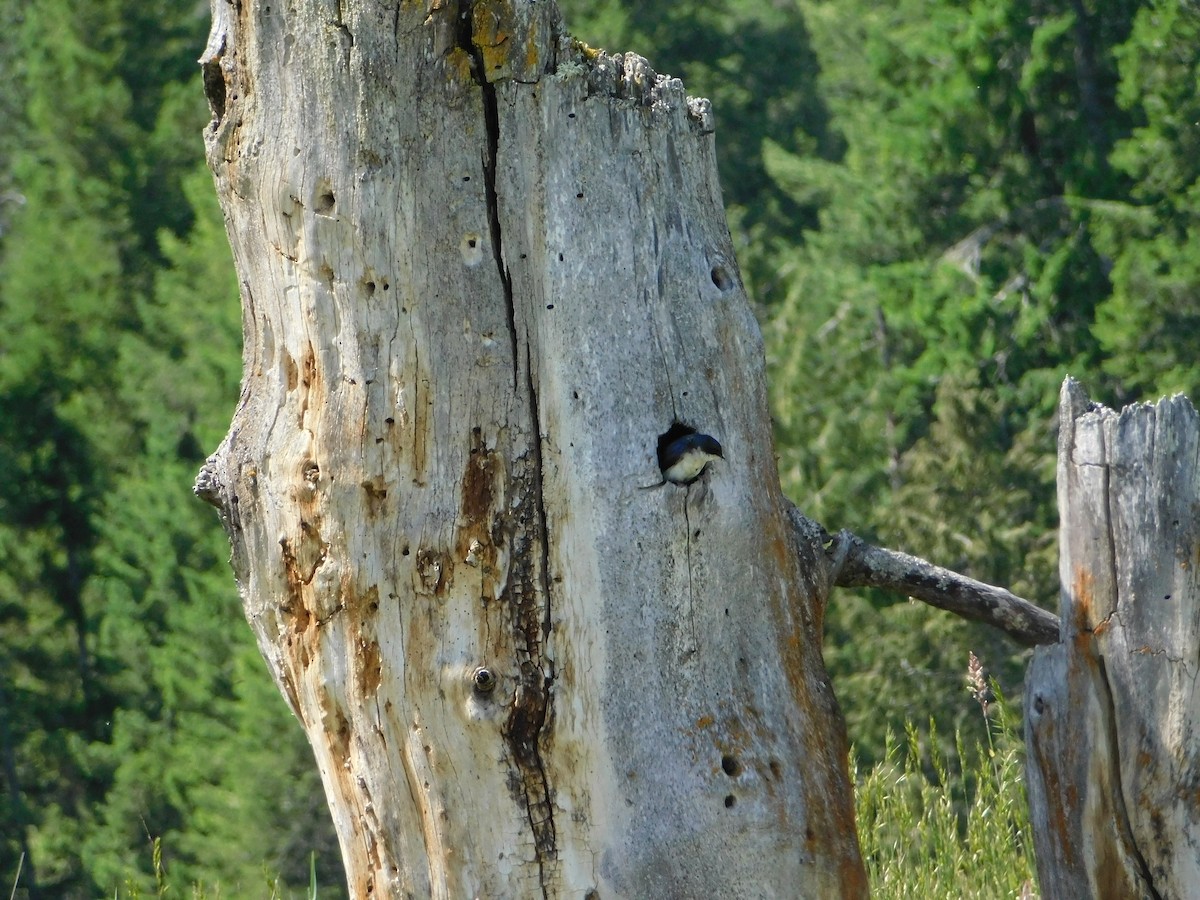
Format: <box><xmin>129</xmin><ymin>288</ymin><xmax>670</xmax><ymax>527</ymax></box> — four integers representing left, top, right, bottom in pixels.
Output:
<box><xmin>644</xmin><ymin>432</ymin><xmax>724</xmax><ymax>488</ymax></box>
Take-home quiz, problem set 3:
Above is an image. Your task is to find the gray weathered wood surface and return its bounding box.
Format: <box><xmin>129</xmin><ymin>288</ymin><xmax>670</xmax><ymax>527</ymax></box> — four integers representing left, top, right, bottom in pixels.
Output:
<box><xmin>1026</xmin><ymin>378</ymin><xmax>1200</xmax><ymax>898</ymax></box>
<box><xmin>196</xmin><ymin>0</ymin><xmax>866</xmax><ymax>895</ymax></box>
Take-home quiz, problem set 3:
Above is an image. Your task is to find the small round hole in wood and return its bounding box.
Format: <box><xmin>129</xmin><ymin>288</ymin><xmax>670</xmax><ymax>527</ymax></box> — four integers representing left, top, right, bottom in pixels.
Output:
<box><xmin>711</xmin><ymin>265</ymin><xmax>734</xmax><ymax>291</ymax></box>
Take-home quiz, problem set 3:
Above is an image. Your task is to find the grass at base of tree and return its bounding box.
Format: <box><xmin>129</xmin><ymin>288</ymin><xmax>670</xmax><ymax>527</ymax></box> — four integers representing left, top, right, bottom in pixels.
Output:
<box><xmin>855</xmin><ymin>683</ymin><xmax>1038</xmax><ymax>899</ymax></box>
<box><xmin>104</xmin><ymin>840</ymin><xmax>323</xmax><ymax>900</ymax></box>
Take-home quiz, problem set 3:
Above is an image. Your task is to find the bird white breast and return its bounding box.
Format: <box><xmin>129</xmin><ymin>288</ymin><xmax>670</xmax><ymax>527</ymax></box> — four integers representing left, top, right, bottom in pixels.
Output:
<box><xmin>663</xmin><ymin>449</ymin><xmax>719</xmax><ymax>484</ymax></box>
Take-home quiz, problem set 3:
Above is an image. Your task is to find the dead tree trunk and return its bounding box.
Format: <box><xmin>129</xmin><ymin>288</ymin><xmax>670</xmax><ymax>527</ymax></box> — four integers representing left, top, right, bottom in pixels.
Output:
<box><xmin>1026</xmin><ymin>378</ymin><xmax>1200</xmax><ymax>898</ymax></box>
<box><xmin>196</xmin><ymin>0</ymin><xmax>866</xmax><ymax>895</ymax></box>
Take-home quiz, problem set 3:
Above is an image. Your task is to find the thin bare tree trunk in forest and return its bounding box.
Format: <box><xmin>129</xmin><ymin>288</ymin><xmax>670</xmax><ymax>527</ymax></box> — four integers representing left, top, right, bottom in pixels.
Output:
<box><xmin>1025</xmin><ymin>379</ymin><xmax>1200</xmax><ymax>898</ymax></box>
<box><xmin>196</xmin><ymin>0</ymin><xmax>866</xmax><ymax>895</ymax></box>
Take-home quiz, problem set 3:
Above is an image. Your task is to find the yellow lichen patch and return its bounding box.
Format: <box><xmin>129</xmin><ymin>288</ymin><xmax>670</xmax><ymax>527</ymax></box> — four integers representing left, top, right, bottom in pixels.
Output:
<box><xmin>478</xmin><ymin>35</ymin><xmax>510</xmax><ymax>80</ymax></box>
<box><xmin>472</xmin><ymin>0</ymin><xmax>514</xmax><ymax>79</ymax></box>
<box><xmin>571</xmin><ymin>38</ymin><xmax>601</xmax><ymax>61</ymax></box>
<box><xmin>524</xmin><ymin>19</ymin><xmax>539</xmax><ymax>73</ymax></box>
<box><xmin>444</xmin><ymin>46</ymin><xmax>474</xmax><ymax>84</ymax></box>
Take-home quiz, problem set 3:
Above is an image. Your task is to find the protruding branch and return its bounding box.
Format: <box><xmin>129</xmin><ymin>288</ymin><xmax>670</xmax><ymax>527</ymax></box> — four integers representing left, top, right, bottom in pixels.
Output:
<box><xmin>828</xmin><ymin>528</ymin><xmax>1060</xmax><ymax>646</ymax></box>
<box><xmin>786</xmin><ymin>502</ymin><xmax>1060</xmax><ymax>646</ymax></box>
<box><xmin>193</xmin><ymin>457</ymin><xmax>225</xmax><ymax>509</ymax></box>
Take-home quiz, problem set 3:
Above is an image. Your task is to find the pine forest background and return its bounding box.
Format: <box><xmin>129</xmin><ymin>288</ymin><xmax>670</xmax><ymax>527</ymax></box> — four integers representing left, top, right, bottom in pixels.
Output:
<box><xmin>1</xmin><ymin>0</ymin><xmax>1197</xmax><ymax>895</ymax></box>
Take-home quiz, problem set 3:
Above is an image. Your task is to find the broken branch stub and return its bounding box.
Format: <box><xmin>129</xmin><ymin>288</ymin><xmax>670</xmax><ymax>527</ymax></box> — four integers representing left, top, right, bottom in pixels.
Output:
<box><xmin>1025</xmin><ymin>378</ymin><xmax>1200</xmax><ymax>898</ymax></box>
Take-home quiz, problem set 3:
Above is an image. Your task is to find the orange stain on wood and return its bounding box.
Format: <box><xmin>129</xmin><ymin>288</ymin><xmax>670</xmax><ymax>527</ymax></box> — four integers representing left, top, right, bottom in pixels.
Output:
<box><xmin>1071</xmin><ymin>566</ymin><xmax>1099</xmax><ymax>643</ymax></box>
<box><xmin>358</xmin><ymin>638</ymin><xmax>383</xmax><ymax>697</ymax></box>
<box><xmin>460</xmin><ymin>433</ymin><xmax>498</xmax><ymax>523</ymax></box>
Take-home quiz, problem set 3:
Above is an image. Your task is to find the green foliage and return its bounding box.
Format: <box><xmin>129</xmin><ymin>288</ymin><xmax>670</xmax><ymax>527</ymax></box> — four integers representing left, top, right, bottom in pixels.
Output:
<box><xmin>0</xmin><ymin>0</ymin><xmax>342</xmax><ymax>894</ymax></box>
<box><xmin>0</xmin><ymin>1</ymin><xmax>144</xmax><ymax>889</ymax></box>
<box><xmin>856</xmin><ymin>687</ymin><xmax>1037</xmax><ymax>898</ymax></box>
<box><xmin>1092</xmin><ymin>2</ymin><xmax>1200</xmax><ymax>400</ymax></box>
<box><xmin>764</xmin><ymin>0</ymin><xmax>1197</xmax><ymax>766</ymax></box>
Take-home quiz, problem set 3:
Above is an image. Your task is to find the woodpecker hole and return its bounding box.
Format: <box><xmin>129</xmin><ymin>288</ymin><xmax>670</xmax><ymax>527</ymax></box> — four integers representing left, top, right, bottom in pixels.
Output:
<box><xmin>724</xmin><ymin>794</ymin><xmax>736</xmax><ymax>808</ymax></box>
<box><xmin>655</xmin><ymin>421</ymin><xmax>698</xmax><ymax>471</ymax></box>
<box><xmin>721</xmin><ymin>754</ymin><xmax>742</xmax><ymax>777</ymax></box>
<box><xmin>314</xmin><ymin>183</ymin><xmax>336</xmax><ymax>215</ymax></box>
<box><xmin>711</xmin><ymin>265</ymin><xmax>734</xmax><ymax>291</ymax></box>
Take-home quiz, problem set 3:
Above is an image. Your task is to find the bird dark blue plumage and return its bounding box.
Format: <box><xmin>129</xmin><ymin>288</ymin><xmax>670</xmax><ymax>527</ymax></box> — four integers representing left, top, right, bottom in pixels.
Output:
<box><xmin>644</xmin><ymin>432</ymin><xmax>724</xmax><ymax>488</ymax></box>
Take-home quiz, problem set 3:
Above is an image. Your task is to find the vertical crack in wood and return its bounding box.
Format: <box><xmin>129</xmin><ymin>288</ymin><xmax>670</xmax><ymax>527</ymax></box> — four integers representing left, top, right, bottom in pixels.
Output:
<box><xmin>517</xmin><ymin>360</ymin><xmax>558</xmax><ymax>895</ymax></box>
<box><xmin>646</xmin><ymin>291</ymin><xmax>680</xmax><ymax>422</ymax></box>
<box><xmin>481</xmin><ymin>80</ymin><xmax>519</xmax><ymax>394</ymax></box>
<box><xmin>459</xmin><ymin>1</ymin><xmax>518</xmax><ymax>391</ymax></box>
<box><xmin>499</xmin><ymin>414</ymin><xmax>558</xmax><ymax>895</ymax></box>
<box><xmin>682</xmin><ymin>499</ymin><xmax>697</xmax><ymax>654</ymax></box>
<box><xmin>458</xmin><ymin>4</ymin><xmax>557</xmax><ymax>891</ymax></box>
<box><xmin>1098</xmin><ymin>441</ymin><xmax>1122</xmax><ymax>620</ymax></box>
<box><xmin>1091</xmin><ymin>648</ymin><xmax>1164</xmax><ymax>900</ymax></box>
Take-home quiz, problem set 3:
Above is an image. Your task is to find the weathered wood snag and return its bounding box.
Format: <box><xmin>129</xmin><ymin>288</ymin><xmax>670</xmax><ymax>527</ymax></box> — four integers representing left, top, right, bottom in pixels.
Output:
<box><xmin>1026</xmin><ymin>379</ymin><xmax>1200</xmax><ymax>899</ymax></box>
<box><xmin>195</xmin><ymin>0</ymin><xmax>866</xmax><ymax>895</ymax></box>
